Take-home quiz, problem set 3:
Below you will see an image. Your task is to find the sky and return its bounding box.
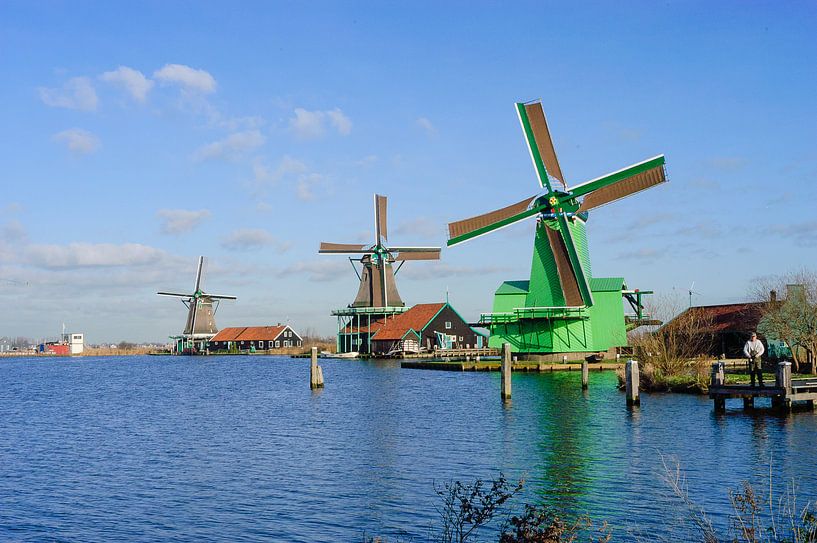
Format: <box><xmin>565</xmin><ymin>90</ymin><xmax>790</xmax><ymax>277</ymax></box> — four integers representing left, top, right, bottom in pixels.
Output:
<box><xmin>1</xmin><ymin>1</ymin><xmax>816</xmax><ymax>343</ymax></box>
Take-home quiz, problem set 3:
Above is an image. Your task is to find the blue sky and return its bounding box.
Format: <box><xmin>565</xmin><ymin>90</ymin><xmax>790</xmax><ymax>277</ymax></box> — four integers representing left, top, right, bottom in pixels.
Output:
<box><xmin>1</xmin><ymin>1</ymin><xmax>815</xmax><ymax>342</ymax></box>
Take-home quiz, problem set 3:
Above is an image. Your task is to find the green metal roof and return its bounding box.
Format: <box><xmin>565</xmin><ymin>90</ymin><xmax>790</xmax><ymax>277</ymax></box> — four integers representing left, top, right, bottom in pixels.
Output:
<box><xmin>590</xmin><ymin>277</ymin><xmax>626</xmax><ymax>292</ymax></box>
<box><xmin>495</xmin><ymin>280</ymin><xmax>530</xmax><ymax>295</ymax></box>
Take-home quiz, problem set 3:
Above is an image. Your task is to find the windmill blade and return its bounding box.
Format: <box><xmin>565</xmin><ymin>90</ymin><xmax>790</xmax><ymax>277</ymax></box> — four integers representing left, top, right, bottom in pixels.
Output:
<box><xmin>157</xmin><ymin>291</ymin><xmax>193</xmax><ymax>298</ymax></box>
<box><xmin>207</xmin><ymin>294</ymin><xmax>237</xmax><ymax>300</ymax></box>
<box><xmin>447</xmin><ymin>195</ymin><xmax>540</xmax><ymax>246</ymax></box>
<box><xmin>573</xmin><ymin>155</ymin><xmax>667</xmax><ymax>212</ymax></box>
<box><xmin>517</xmin><ymin>101</ymin><xmax>565</xmax><ymax>189</ymax></box>
<box><xmin>380</xmin><ymin>257</ymin><xmax>388</xmax><ymax>306</ymax></box>
<box><xmin>394</xmin><ymin>249</ymin><xmax>441</xmax><ymax>261</ymax></box>
<box><xmin>194</xmin><ymin>256</ymin><xmax>205</xmax><ymax>293</ymax></box>
<box><xmin>189</xmin><ymin>298</ymin><xmax>198</xmax><ymax>336</ymax></box>
<box><xmin>388</xmin><ymin>246</ymin><xmax>441</xmax><ymax>252</ymax></box>
<box><xmin>550</xmin><ymin>213</ymin><xmax>594</xmax><ymax>306</ymax></box>
<box><xmin>375</xmin><ymin>194</ymin><xmax>388</xmax><ymax>242</ymax></box>
<box><xmin>319</xmin><ymin>242</ymin><xmax>371</xmax><ymax>254</ymax></box>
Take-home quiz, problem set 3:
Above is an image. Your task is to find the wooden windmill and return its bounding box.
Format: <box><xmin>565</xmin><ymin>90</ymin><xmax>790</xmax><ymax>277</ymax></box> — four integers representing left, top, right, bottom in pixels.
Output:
<box><xmin>320</xmin><ymin>194</ymin><xmax>441</xmax><ymax>309</ymax></box>
<box><xmin>157</xmin><ymin>256</ymin><xmax>236</xmax><ymax>353</ymax></box>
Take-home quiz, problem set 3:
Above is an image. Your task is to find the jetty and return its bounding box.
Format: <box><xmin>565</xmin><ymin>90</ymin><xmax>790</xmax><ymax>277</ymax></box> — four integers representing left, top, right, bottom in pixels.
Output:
<box><xmin>709</xmin><ymin>362</ymin><xmax>817</xmax><ymax>412</ymax></box>
<box><xmin>401</xmin><ymin>359</ymin><xmax>623</xmax><ymax>373</ymax></box>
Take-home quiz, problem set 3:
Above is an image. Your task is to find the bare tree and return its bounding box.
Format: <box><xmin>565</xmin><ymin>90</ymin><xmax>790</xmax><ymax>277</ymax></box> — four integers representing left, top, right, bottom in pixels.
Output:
<box><xmin>754</xmin><ymin>270</ymin><xmax>817</xmax><ymax>375</ymax></box>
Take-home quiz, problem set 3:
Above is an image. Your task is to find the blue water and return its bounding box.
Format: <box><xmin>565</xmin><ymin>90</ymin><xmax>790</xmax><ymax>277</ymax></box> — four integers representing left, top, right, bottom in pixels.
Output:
<box><xmin>1</xmin><ymin>355</ymin><xmax>815</xmax><ymax>542</ymax></box>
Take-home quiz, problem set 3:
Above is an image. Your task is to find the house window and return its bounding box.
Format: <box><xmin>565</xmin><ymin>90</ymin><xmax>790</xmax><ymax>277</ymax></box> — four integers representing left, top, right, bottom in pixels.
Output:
<box><xmin>459</xmin><ymin>336</ymin><xmax>463</xmax><ymax>341</ymax></box>
<box><xmin>275</xmin><ymin>340</ymin><xmax>280</xmax><ymax>348</ymax></box>
<box><xmin>445</xmin><ymin>321</ymin><xmax>452</xmax><ymax>329</ymax></box>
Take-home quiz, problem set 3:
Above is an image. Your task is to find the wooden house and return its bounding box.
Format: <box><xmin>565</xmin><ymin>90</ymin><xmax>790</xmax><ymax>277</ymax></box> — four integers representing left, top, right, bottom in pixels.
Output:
<box><xmin>369</xmin><ymin>302</ymin><xmax>485</xmax><ymax>355</ymax></box>
<box><xmin>209</xmin><ymin>324</ymin><xmax>303</xmax><ymax>352</ymax></box>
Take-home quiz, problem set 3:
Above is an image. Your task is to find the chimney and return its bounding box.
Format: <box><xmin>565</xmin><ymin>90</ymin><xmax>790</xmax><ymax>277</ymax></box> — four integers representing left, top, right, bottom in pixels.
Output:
<box><xmin>770</xmin><ymin>289</ymin><xmax>777</xmax><ymax>303</ymax></box>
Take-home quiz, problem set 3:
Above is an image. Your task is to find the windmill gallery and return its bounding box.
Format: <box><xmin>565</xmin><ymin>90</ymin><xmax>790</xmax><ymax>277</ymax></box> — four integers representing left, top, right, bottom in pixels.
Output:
<box><xmin>158</xmin><ymin>100</ymin><xmax>667</xmax><ymax>359</ymax></box>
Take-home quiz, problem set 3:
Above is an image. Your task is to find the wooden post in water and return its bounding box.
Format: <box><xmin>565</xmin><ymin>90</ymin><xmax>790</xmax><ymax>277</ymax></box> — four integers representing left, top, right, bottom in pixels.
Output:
<box><xmin>581</xmin><ymin>360</ymin><xmax>589</xmax><ymax>390</ymax></box>
<box><xmin>774</xmin><ymin>361</ymin><xmax>791</xmax><ymax>411</ymax></box>
<box><xmin>310</xmin><ymin>347</ymin><xmax>324</xmax><ymax>389</ymax></box>
<box><xmin>625</xmin><ymin>359</ymin><xmax>640</xmax><ymax>406</ymax></box>
<box><xmin>501</xmin><ymin>343</ymin><xmax>512</xmax><ymax>401</ymax></box>
<box><xmin>711</xmin><ymin>362</ymin><xmax>725</xmax><ymax>412</ymax></box>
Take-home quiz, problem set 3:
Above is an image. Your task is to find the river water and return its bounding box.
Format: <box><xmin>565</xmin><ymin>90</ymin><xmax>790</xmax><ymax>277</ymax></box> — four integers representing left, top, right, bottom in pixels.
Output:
<box><xmin>1</xmin><ymin>355</ymin><xmax>815</xmax><ymax>542</ymax></box>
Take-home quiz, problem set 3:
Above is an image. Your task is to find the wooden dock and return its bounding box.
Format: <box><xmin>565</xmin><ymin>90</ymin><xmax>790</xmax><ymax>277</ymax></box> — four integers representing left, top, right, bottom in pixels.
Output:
<box><xmin>709</xmin><ymin>361</ymin><xmax>817</xmax><ymax>412</ymax></box>
<box><xmin>401</xmin><ymin>360</ymin><xmax>624</xmax><ymax>372</ymax></box>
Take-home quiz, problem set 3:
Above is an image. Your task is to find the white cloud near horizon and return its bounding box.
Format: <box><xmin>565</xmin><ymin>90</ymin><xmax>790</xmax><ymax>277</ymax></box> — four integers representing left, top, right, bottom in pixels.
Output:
<box><xmin>193</xmin><ymin>130</ymin><xmax>265</xmax><ymax>161</ymax></box>
<box><xmin>289</xmin><ymin>107</ymin><xmax>352</xmax><ymax>139</ymax></box>
<box><xmin>25</xmin><ymin>243</ymin><xmax>167</xmax><ymax>269</ymax></box>
<box><xmin>52</xmin><ymin>128</ymin><xmax>101</xmax><ymax>155</ymax></box>
<box><xmin>157</xmin><ymin>208</ymin><xmax>211</xmax><ymax>235</ymax></box>
<box><xmin>100</xmin><ymin>66</ymin><xmax>154</xmax><ymax>102</ymax></box>
<box><xmin>38</xmin><ymin>77</ymin><xmax>98</xmax><ymax>111</ymax></box>
<box><xmin>220</xmin><ymin>228</ymin><xmax>290</xmax><ymax>252</ymax></box>
<box><xmin>153</xmin><ymin>64</ymin><xmax>217</xmax><ymax>93</ymax></box>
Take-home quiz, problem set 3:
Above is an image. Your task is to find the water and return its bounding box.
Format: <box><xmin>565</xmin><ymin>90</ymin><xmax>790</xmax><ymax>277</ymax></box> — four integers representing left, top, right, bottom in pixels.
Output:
<box><xmin>1</xmin><ymin>355</ymin><xmax>815</xmax><ymax>542</ymax></box>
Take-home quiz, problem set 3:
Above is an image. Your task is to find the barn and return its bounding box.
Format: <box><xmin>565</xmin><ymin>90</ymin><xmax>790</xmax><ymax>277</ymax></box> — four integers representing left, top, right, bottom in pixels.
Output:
<box><xmin>209</xmin><ymin>325</ymin><xmax>303</xmax><ymax>353</ymax></box>
<box><xmin>369</xmin><ymin>302</ymin><xmax>485</xmax><ymax>355</ymax></box>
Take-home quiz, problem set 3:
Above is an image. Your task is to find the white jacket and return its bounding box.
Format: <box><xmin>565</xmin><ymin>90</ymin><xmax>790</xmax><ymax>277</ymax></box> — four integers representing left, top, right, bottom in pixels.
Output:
<box><xmin>743</xmin><ymin>339</ymin><xmax>765</xmax><ymax>358</ymax></box>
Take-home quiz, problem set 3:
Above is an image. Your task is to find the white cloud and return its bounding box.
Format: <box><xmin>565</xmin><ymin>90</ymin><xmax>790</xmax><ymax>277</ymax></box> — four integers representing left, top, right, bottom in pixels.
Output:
<box><xmin>99</xmin><ymin>66</ymin><xmax>154</xmax><ymax>102</ymax></box>
<box><xmin>52</xmin><ymin>128</ymin><xmax>101</xmax><ymax>155</ymax></box>
<box><xmin>326</xmin><ymin>108</ymin><xmax>352</xmax><ymax>135</ymax></box>
<box><xmin>295</xmin><ymin>173</ymin><xmax>329</xmax><ymax>201</ymax></box>
<box><xmin>153</xmin><ymin>64</ymin><xmax>217</xmax><ymax>93</ymax></box>
<box><xmin>394</xmin><ymin>217</ymin><xmax>443</xmax><ymax>239</ymax></box>
<box><xmin>2</xmin><ymin>220</ymin><xmax>27</xmax><ymax>243</ymax></box>
<box><xmin>25</xmin><ymin>243</ymin><xmax>166</xmax><ymax>269</ymax></box>
<box><xmin>416</xmin><ymin>117</ymin><xmax>437</xmax><ymax>137</ymax></box>
<box><xmin>252</xmin><ymin>155</ymin><xmax>307</xmax><ymax>187</ymax></box>
<box><xmin>193</xmin><ymin>130</ymin><xmax>265</xmax><ymax>161</ymax></box>
<box><xmin>157</xmin><ymin>209</ymin><xmax>211</xmax><ymax>235</ymax></box>
<box><xmin>289</xmin><ymin>107</ymin><xmax>352</xmax><ymax>140</ymax></box>
<box><xmin>401</xmin><ymin>262</ymin><xmax>511</xmax><ymax>280</ymax></box>
<box><xmin>220</xmin><ymin>229</ymin><xmax>290</xmax><ymax>252</ymax></box>
<box><xmin>277</xmin><ymin>260</ymin><xmax>348</xmax><ymax>282</ymax></box>
<box><xmin>38</xmin><ymin>77</ymin><xmax>98</xmax><ymax>111</ymax></box>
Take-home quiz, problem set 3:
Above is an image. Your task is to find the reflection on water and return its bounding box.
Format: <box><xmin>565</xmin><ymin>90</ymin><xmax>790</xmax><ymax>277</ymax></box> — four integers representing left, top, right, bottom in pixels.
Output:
<box><xmin>0</xmin><ymin>356</ymin><xmax>815</xmax><ymax>542</ymax></box>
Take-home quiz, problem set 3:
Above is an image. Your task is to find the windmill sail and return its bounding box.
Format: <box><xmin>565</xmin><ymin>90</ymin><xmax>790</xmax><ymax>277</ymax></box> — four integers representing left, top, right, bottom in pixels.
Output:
<box><xmin>447</xmin><ymin>195</ymin><xmax>539</xmax><ymax>246</ymax></box>
<box><xmin>520</xmin><ymin>102</ymin><xmax>565</xmax><ymax>188</ymax></box>
<box><xmin>544</xmin><ymin>226</ymin><xmax>584</xmax><ymax>306</ymax></box>
<box><xmin>574</xmin><ymin>155</ymin><xmax>667</xmax><ymax>212</ymax></box>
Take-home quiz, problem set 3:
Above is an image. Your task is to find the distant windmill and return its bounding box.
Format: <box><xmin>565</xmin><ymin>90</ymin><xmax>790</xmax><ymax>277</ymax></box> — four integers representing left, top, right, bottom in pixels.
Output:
<box><xmin>319</xmin><ymin>194</ymin><xmax>441</xmax><ymax>308</ymax></box>
<box><xmin>157</xmin><ymin>256</ymin><xmax>236</xmax><ymax>338</ymax></box>
<box><xmin>688</xmin><ymin>281</ymin><xmax>702</xmax><ymax>308</ymax></box>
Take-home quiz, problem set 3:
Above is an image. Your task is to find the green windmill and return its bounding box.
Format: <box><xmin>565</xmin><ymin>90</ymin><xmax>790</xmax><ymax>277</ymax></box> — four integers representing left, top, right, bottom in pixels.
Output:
<box><xmin>447</xmin><ymin>100</ymin><xmax>667</xmax><ymax>356</ymax></box>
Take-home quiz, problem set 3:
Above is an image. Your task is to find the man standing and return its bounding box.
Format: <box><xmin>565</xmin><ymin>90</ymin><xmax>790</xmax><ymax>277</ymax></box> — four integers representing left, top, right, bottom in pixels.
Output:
<box><xmin>744</xmin><ymin>332</ymin><xmax>766</xmax><ymax>387</ymax></box>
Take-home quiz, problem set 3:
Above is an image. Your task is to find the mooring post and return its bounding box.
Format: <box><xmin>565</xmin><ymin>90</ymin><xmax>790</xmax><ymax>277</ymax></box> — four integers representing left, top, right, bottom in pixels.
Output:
<box><xmin>710</xmin><ymin>362</ymin><xmax>725</xmax><ymax>387</ymax></box>
<box><xmin>581</xmin><ymin>360</ymin><xmax>589</xmax><ymax>390</ymax></box>
<box><xmin>501</xmin><ymin>343</ymin><xmax>512</xmax><ymax>401</ymax></box>
<box><xmin>625</xmin><ymin>359</ymin><xmax>640</xmax><ymax>406</ymax></box>
<box><xmin>775</xmin><ymin>361</ymin><xmax>792</xmax><ymax>411</ymax></box>
<box><xmin>310</xmin><ymin>347</ymin><xmax>324</xmax><ymax>389</ymax></box>
<box><xmin>710</xmin><ymin>362</ymin><xmax>725</xmax><ymax>412</ymax></box>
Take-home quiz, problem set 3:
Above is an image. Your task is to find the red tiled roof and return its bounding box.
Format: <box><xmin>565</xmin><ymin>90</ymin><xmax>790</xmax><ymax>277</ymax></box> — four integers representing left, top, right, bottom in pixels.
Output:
<box><xmin>211</xmin><ymin>326</ymin><xmax>289</xmax><ymax>342</ymax></box>
<box><xmin>668</xmin><ymin>303</ymin><xmax>768</xmax><ymax>334</ymax></box>
<box><xmin>372</xmin><ymin>303</ymin><xmax>445</xmax><ymax>341</ymax></box>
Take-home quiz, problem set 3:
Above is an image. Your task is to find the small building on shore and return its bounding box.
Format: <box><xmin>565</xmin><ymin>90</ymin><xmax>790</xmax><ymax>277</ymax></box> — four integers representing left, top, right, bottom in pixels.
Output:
<box><xmin>209</xmin><ymin>325</ymin><xmax>303</xmax><ymax>353</ymax></box>
<box><xmin>369</xmin><ymin>302</ymin><xmax>485</xmax><ymax>355</ymax></box>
